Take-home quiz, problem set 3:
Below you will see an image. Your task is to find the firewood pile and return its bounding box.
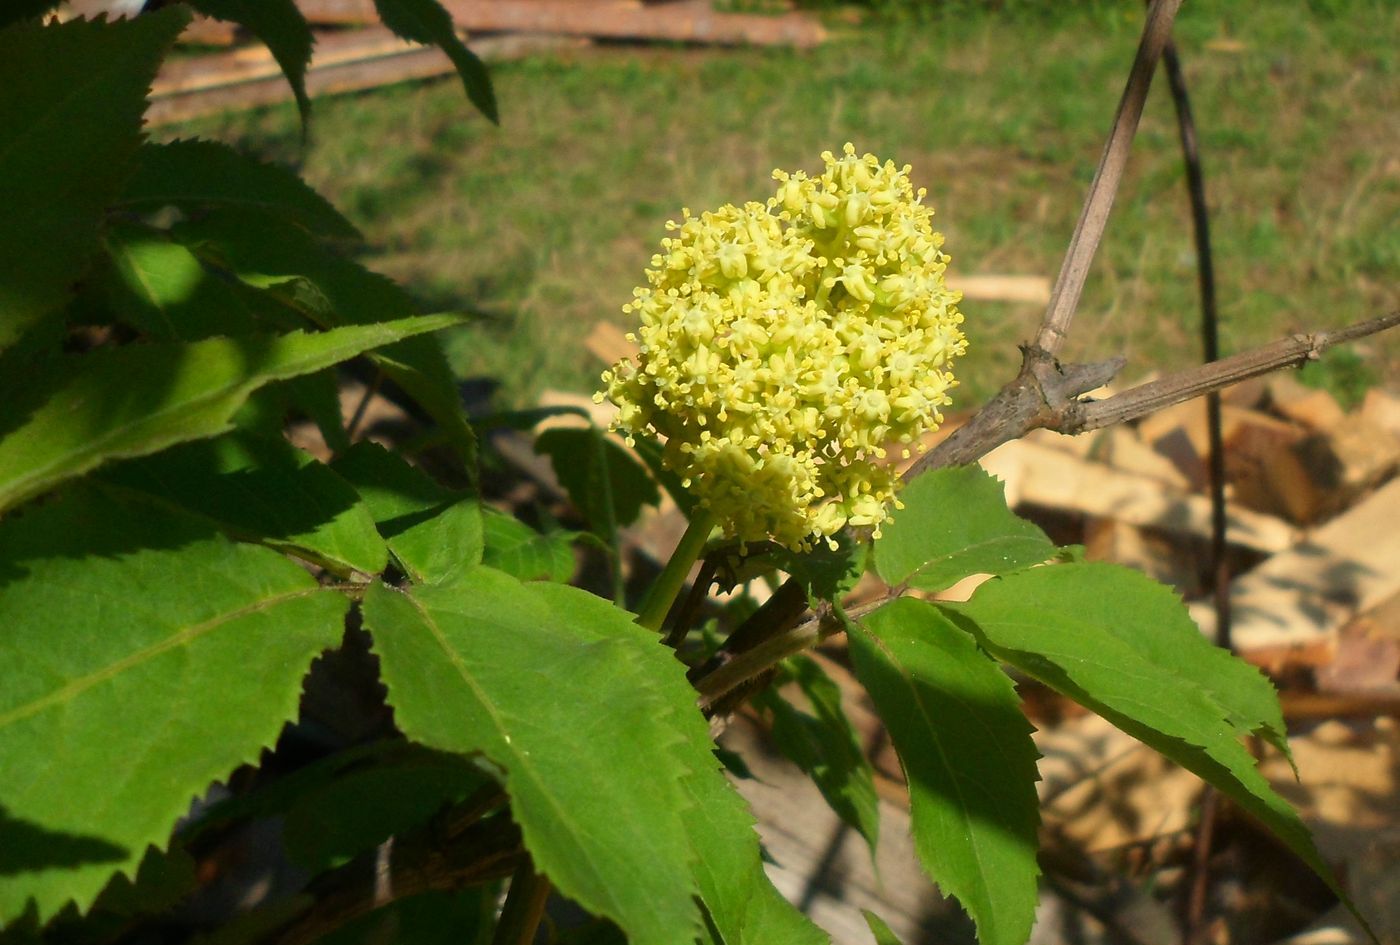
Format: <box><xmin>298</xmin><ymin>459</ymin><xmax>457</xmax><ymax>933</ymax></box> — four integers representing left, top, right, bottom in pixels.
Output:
<box><xmin>142</xmin><ymin>0</ymin><xmax>828</xmax><ymax>125</ymax></box>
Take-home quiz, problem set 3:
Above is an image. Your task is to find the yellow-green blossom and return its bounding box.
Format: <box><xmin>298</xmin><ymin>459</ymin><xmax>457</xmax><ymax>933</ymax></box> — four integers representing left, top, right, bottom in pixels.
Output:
<box><xmin>598</xmin><ymin>144</ymin><xmax>967</xmax><ymax>551</ymax></box>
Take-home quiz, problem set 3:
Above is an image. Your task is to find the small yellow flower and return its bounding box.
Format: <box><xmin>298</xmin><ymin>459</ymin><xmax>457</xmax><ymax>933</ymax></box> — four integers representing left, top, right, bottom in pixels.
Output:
<box><xmin>598</xmin><ymin>145</ymin><xmax>967</xmax><ymax>551</ymax></box>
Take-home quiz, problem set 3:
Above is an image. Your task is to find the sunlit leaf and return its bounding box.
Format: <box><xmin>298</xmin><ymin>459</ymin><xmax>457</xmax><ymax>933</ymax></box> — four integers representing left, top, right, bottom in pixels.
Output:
<box><xmin>848</xmin><ymin>599</ymin><xmax>1041</xmax><ymax>945</ymax></box>
<box><xmin>0</xmin><ymin>490</ymin><xmax>348</xmax><ymax>923</ymax></box>
<box><xmin>0</xmin><ymin>315</ymin><xmax>464</xmax><ymax>515</ymax></box>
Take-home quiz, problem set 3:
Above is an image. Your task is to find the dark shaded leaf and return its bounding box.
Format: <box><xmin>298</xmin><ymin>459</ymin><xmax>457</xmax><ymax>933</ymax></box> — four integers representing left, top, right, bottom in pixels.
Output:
<box><xmin>0</xmin><ymin>8</ymin><xmax>188</xmax><ymax>349</ymax></box>
<box><xmin>756</xmin><ymin>657</ymin><xmax>879</xmax><ymax>855</ymax></box>
<box><xmin>120</xmin><ymin>140</ymin><xmax>359</xmax><ymax>240</ymax></box>
<box><xmin>535</xmin><ymin>426</ymin><xmax>659</xmax><ymax>532</ymax></box>
<box><xmin>372</xmin><ymin>0</ymin><xmax>497</xmax><ymax>122</ymax></box>
<box><xmin>184</xmin><ymin>0</ymin><xmax>313</xmax><ymax>125</ymax></box>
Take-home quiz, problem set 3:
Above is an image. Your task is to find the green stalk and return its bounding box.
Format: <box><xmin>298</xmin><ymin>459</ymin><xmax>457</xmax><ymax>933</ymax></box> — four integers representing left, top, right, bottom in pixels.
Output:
<box><xmin>635</xmin><ymin>506</ymin><xmax>719</xmax><ymax>633</ymax></box>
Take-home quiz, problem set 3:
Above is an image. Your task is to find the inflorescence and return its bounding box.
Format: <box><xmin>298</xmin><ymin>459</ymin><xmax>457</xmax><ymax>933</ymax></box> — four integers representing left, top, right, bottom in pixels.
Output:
<box><xmin>599</xmin><ymin>144</ymin><xmax>967</xmax><ymax>551</ymax></box>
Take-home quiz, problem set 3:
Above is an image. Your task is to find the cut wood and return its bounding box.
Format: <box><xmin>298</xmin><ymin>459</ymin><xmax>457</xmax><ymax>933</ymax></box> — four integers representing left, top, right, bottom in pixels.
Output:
<box><xmin>954</xmin><ymin>273</ymin><xmax>1051</xmax><ymax>304</ymax></box>
<box><xmin>1361</xmin><ymin>387</ymin><xmax>1400</xmax><ymax>440</ymax></box>
<box><xmin>295</xmin><ymin>0</ymin><xmax>828</xmax><ymax>48</ymax></box>
<box><xmin>1190</xmin><ymin>475</ymin><xmax>1400</xmax><ymax>656</ymax></box>
<box><xmin>1265</xmin><ymin>374</ymin><xmax>1346</xmax><ymax>431</ymax></box>
<box><xmin>980</xmin><ymin>436</ymin><xmax>1299</xmax><ymax>554</ymax></box>
<box><xmin>585</xmin><ymin>321</ymin><xmax>635</xmax><ymax>368</ymax></box>
<box><xmin>148</xmin><ymin>30</ymin><xmax>586</xmax><ymax>125</ymax></box>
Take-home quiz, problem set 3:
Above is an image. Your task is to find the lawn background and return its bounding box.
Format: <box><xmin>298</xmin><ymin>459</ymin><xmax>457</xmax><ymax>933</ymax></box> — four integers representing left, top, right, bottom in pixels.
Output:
<box><xmin>167</xmin><ymin>0</ymin><xmax>1400</xmax><ymax>411</ymax></box>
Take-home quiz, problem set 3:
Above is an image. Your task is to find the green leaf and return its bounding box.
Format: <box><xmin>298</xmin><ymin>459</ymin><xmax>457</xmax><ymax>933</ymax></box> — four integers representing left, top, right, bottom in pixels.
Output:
<box><xmin>768</xmin><ymin>530</ymin><xmax>868</xmax><ymax>606</ymax></box>
<box><xmin>119</xmin><ymin>140</ymin><xmax>360</xmax><ymax>240</ymax></box>
<box><xmin>331</xmin><ymin>441</ymin><xmax>483</xmax><ymax>583</ymax></box>
<box><xmin>847</xmin><ymin>599</ymin><xmax>1041</xmax><ymax>945</ymax></box>
<box><xmin>372</xmin><ymin>0</ymin><xmax>498</xmax><ymax>123</ymax></box>
<box><xmin>861</xmin><ymin>911</ymin><xmax>905</xmax><ymax>945</ymax></box>
<box><xmin>100</xmin><ymin>222</ymin><xmax>306</xmax><ymax>339</ymax></box>
<box><xmin>943</xmin><ymin>562</ymin><xmax>1357</xmax><ymax>926</ymax></box>
<box><xmin>184</xmin><ymin>0</ymin><xmax>313</xmax><ymax>126</ymax></box>
<box><xmin>481</xmin><ymin>507</ymin><xmax>579</xmax><ymax>582</ymax></box>
<box><xmin>755</xmin><ymin>657</ymin><xmax>879</xmax><ymax>856</ymax></box>
<box><xmin>535</xmin><ymin>427</ymin><xmax>660</xmax><ymax>532</ymax></box>
<box><xmin>0</xmin><ymin>490</ymin><xmax>348</xmax><ymax>923</ymax></box>
<box><xmin>0</xmin><ymin>8</ymin><xmax>189</xmax><ymax>349</ymax></box>
<box><xmin>282</xmin><ymin>749</ymin><xmax>489</xmax><ymax>872</ymax></box>
<box><xmin>874</xmin><ymin>466</ymin><xmax>1054</xmax><ymax>591</ymax></box>
<box><xmin>175</xmin><ymin>210</ymin><xmax>478</xmax><ymax>469</ymax></box>
<box><xmin>679</xmin><ymin>758</ymin><xmax>829</xmax><ymax>945</ymax></box>
<box><xmin>96</xmin><ymin>432</ymin><xmax>388</xmax><ymax>576</ymax></box>
<box><xmin>361</xmin><ymin>570</ymin><xmax>715</xmax><ymax>945</ymax></box>
<box><xmin>0</xmin><ymin>314</ymin><xmax>464</xmax><ymax>516</ymax></box>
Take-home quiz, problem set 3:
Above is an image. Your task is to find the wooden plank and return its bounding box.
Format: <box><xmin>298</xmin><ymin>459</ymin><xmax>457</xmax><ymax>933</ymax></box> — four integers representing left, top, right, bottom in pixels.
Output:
<box><xmin>296</xmin><ymin>0</ymin><xmax>828</xmax><ymax>48</ymax></box>
<box><xmin>1190</xmin><ymin>477</ymin><xmax>1400</xmax><ymax>656</ymax></box>
<box><xmin>980</xmin><ymin>437</ymin><xmax>1299</xmax><ymax>554</ymax></box>
<box><xmin>955</xmin><ymin>273</ymin><xmax>1050</xmax><ymax>304</ymax></box>
<box><xmin>147</xmin><ymin>31</ymin><xmax>586</xmax><ymax>125</ymax></box>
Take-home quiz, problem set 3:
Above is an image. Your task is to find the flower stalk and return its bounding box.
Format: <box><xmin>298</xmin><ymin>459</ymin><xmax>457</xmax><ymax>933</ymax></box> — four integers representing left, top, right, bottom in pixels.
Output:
<box><xmin>635</xmin><ymin>506</ymin><xmax>720</xmax><ymax>633</ymax></box>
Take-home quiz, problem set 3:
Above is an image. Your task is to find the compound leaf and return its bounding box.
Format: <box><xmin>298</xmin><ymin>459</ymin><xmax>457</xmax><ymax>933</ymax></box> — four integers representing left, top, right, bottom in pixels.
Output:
<box><xmin>361</xmin><ymin>570</ymin><xmax>710</xmax><ymax>945</ymax></box>
<box><xmin>0</xmin><ymin>314</ymin><xmax>464</xmax><ymax>516</ymax></box>
<box><xmin>372</xmin><ymin>0</ymin><xmax>497</xmax><ymax>122</ymax></box>
<box><xmin>0</xmin><ymin>490</ymin><xmax>348</xmax><ymax>923</ymax></box>
<box><xmin>874</xmin><ymin>466</ymin><xmax>1054</xmax><ymax>592</ymax></box>
<box><xmin>119</xmin><ymin>140</ymin><xmax>359</xmax><ymax>240</ymax></box>
<box><xmin>848</xmin><ymin>599</ymin><xmax>1041</xmax><ymax>945</ymax></box>
<box><xmin>0</xmin><ymin>8</ymin><xmax>188</xmax><ymax>349</ymax></box>
<box><xmin>97</xmin><ymin>432</ymin><xmax>387</xmax><ymax>576</ymax></box>
<box><xmin>331</xmin><ymin>441</ymin><xmax>482</xmax><ymax>584</ymax></box>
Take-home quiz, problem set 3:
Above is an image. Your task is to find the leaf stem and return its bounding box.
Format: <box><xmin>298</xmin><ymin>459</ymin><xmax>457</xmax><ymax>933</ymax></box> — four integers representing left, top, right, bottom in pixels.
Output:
<box><xmin>635</xmin><ymin>506</ymin><xmax>719</xmax><ymax>633</ymax></box>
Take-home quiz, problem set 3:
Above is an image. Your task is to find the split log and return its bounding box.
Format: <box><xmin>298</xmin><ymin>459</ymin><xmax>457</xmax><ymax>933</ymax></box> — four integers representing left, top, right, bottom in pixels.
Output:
<box><xmin>148</xmin><ymin>30</ymin><xmax>586</xmax><ymax>125</ymax></box>
<box><xmin>979</xmin><ymin>436</ymin><xmax>1299</xmax><ymax>554</ymax></box>
<box><xmin>1190</xmin><ymin>476</ymin><xmax>1400</xmax><ymax>658</ymax></box>
<box><xmin>295</xmin><ymin>0</ymin><xmax>827</xmax><ymax>48</ymax></box>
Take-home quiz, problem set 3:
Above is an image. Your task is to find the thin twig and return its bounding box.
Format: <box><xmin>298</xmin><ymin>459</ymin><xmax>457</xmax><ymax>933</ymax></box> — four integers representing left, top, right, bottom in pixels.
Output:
<box><xmin>1035</xmin><ymin>0</ymin><xmax>1184</xmax><ymax>356</ymax></box>
<box><xmin>492</xmin><ymin>860</ymin><xmax>553</xmax><ymax>945</ymax></box>
<box><xmin>346</xmin><ymin>369</ymin><xmax>384</xmax><ymax>441</ymax></box>
<box><xmin>264</xmin><ymin>814</ymin><xmax>522</xmax><ymax>945</ymax></box>
<box><xmin>1060</xmin><ymin>312</ymin><xmax>1400</xmax><ymax>433</ymax></box>
<box><xmin>1161</xmin><ymin>34</ymin><xmax>1231</xmax><ymax>652</ymax></box>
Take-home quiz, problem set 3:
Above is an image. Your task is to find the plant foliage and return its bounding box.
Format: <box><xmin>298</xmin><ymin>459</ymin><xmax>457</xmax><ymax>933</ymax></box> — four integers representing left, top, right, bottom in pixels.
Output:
<box><xmin>0</xmin><ymin>6</ymin><xmax>1367</xmax><ymax>945</ymax></box>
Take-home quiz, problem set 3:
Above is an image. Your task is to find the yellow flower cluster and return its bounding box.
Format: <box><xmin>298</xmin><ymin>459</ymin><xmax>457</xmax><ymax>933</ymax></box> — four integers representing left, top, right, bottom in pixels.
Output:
<box><xmin>599</xmin><ymin>144</ymin><xmax>967</xmax><ymax>551</ymax></box>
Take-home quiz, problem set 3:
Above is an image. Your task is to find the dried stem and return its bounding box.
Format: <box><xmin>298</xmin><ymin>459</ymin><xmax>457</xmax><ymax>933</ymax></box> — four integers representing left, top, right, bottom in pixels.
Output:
<box><xmin>1034</xmin><ymin>0</ymin><xmax>1184</xmax><ymax>356</ymax></box>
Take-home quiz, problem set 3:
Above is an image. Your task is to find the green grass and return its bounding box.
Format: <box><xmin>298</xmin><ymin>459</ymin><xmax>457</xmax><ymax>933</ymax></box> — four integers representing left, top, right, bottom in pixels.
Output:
<box><xmin>167</xmin><ymin>0</ymin><xmax>1400</xmax><ymax>411</ymax></box>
